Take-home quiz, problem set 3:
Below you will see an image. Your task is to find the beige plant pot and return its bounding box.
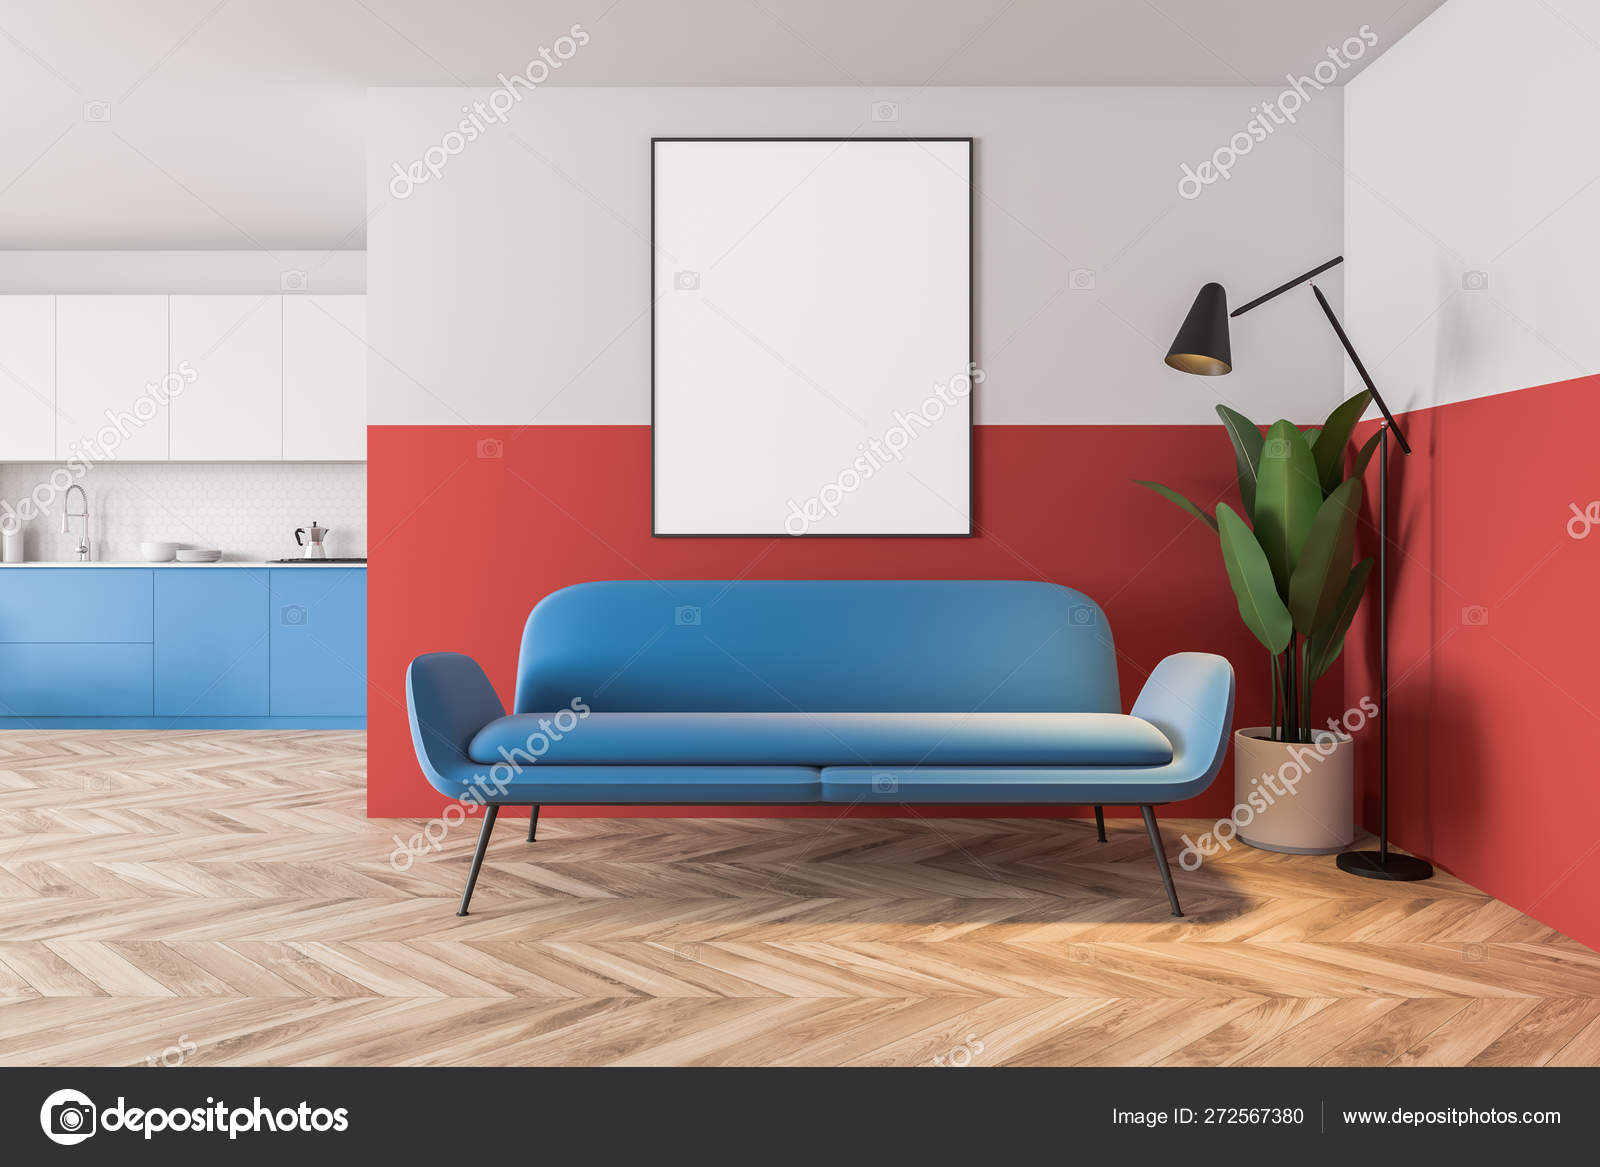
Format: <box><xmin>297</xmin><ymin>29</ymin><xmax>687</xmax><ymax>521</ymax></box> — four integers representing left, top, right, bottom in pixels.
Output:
<box><xmin>1232</xmin><ymin>727</ymin><xmax>1354</xmax><ymax>855</ymax></box>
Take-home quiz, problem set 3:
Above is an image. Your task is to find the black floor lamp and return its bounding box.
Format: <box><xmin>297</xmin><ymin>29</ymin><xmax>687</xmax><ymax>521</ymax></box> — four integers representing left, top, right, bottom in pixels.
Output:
<box><xmin>1164</xmin><ymin>255</ymin><xmax>1433</xmax><ymax>882</ymax></box>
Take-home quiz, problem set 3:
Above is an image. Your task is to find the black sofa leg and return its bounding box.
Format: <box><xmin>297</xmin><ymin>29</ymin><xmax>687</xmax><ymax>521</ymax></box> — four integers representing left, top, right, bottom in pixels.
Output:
<box><xmin>1139</xmin><ymin>805</ymin><xmax>1184</xmax><ymax>918</ymax></box>
<box><xmin>527</xmin><ymin>804</ymin><xmax>540</xmax><ymax>842</ymax></box>
<box><xmin>457</xmin><ymin>805</ymin><xmax>499</xmax><ymax>917</ymax></box>
<box><xmin>1093</xmin><ymin>805</ymin><xmax>1106</xmax><ymax>843</ymax></box>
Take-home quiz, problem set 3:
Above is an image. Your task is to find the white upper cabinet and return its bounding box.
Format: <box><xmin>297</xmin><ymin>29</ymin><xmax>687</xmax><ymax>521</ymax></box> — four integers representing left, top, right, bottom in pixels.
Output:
<box><xmin>0</xmin><ymin>296</ymin><xmax>56</xmax><ymax>460</ymax></box>
<box><xmin>283</xmin><ymin>295</ymin><xmax>366</xmax><ymax>461</ymax></box>
<box><xmin>169</xmin><ymin>295</ymin><xmax>284</xmax><ymax>460</ymax></box>
<box><xmin>41</xmin><ymin>292</ymin><xmax>363</xmax><ymax>463</ymax></box>
<box><xmin>56</xmin><ymin>295</ymin><xmax>171</xmax><ymax>461</ymax></box>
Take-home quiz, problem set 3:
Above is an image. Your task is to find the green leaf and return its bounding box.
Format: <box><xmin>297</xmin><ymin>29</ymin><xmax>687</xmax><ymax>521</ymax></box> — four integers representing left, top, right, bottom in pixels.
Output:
<box><xmin>1133</xmin><ymin>480</ymin><xmax>1218</xmax><ymax>532</ymax></box>
<box><xmin>1314</xmin><ymin>390</ymin><xmax>1372</xmax><ymax>493</ymax></box>
<box><xmin>1303</xmin><ymin>427</ymin><xmax>1321</xmax><ymax>448</ymax></box>
<box><xmin>1217</xmin><ymin>503</ymin><xmax>1293</xmax><ymax>654</ymax></box>
<box><xmin>1215</xmin><ymin>404</ymin><xmax>1264</xmax><ymax>516</ymax></box>
<box><xmin>1288</xmin><ymin>478</ymin><xmax>1364</xmax><ymax>636</ymax></box>
<box><xmin>1350</xmin><ymin>429</ymin><xmax>1383</xmax><ymax>481</ymax></box>
<box><xmin>1308</xmin><ymin>557</ymin><xmax>1374</xmax><ymax>680</ymax></box>
<box><xmin>1253</xmin><ymin>420</ymin><xmax>1322</xmax><ymax>595</ymax></box>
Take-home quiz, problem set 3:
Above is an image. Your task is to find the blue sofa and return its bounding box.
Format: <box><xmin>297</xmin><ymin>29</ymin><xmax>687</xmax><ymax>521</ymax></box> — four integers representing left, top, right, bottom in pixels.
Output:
<box><xmin>406</xmin><ymin>580</ymin><xmax>1235</xmax><ymax>917</ymax></box>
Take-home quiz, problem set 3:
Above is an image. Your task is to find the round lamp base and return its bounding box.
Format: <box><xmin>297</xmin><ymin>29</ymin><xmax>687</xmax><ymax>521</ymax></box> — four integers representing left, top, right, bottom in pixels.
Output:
<box><xmin>1336</xmin><ymin>850</ymin><xmax>1434</xmax><ymax>881</ymax></box>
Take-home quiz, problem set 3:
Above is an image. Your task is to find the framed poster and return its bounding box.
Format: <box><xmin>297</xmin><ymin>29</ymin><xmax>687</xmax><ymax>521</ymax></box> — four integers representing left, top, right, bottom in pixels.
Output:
<box><xmin>652</xmin><ymin>137</ymin><xmax>974</xmax><ymax>536</ymax></box>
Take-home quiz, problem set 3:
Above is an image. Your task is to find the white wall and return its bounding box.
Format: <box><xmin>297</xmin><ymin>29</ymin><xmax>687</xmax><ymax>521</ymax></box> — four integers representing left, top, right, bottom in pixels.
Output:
<box><xmin>0</xmin><ymin>461</ymin><xmax>366</xmax><ymax>562</ymax></box>
<box><xmin>367</xmin><ymin>86</ymin><xmax>1346</xmax><ymax>427</ymax></box>
<box><xmin>1345</xmin><ymin>0</ymin><xmax>1600</xmax><ymax>411</ymax></box>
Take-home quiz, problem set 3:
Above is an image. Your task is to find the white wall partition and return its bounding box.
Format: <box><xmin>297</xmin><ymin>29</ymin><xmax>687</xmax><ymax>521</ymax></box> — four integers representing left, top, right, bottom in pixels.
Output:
<box><xmin>1344</xmin><ymin>0</ymin><xmax>1600</xmax><ymax>412</ymax></box>
<box><xmin>368</xmin><ymin>87</ymin><xmax>1346</xmax><ymax>429</ymax></box>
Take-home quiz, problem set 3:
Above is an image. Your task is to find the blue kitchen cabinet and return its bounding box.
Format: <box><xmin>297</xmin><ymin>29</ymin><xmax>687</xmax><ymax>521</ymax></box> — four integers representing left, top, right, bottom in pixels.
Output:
<box><xmin>269</xmin><ymin>568</ymin><xmax>366</xmax><ymax>716</ymax></box>
<box><xmin>0</xmin><ymin>568</ymin><xmax>152</xmax><ymax>641</ymax></box>
<box><xmin>154</xmin><ymin>569</ymin><xmax>270</xmax><ymax>716</ymax></box>
<box><xmin>0</xmin><ymin>643</ymin><xmax>153</xmax><ymax>716</ymax></box>
<box><xmin>0</xmin><ymin>568</ymin><xmax>154</xmax><ymax>717</ymax></box>
<box><xmin>0</xmin><ymin>566</ymin><xmax>365</xmax><ymax>726</ymax></box>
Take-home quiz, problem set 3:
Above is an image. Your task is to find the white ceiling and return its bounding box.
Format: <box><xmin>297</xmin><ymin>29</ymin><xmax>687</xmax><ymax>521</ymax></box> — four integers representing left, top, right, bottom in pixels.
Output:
<box><xmin>0</xmin><ymin>0</ymin><xmax>1446</xmax><ymax>249</ymax></box>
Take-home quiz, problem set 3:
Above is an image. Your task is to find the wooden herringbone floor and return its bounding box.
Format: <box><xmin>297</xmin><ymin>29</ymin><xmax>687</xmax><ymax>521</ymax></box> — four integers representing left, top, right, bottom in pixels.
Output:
<box><xmin>0</xmin><ymin>730</ymin><xmax>1596</xmax><ymax>1067</ymax></box>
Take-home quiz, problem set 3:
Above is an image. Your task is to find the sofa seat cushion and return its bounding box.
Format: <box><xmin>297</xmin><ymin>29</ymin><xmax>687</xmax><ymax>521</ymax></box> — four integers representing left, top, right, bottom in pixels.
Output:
<box><xmin>467</xmin><ymin>712</ymin><xmax>1173</xmax><ymax>768</ymax></box>
<box><xmin>820</xmin><ymin>766</ymin><xmax>1209</xmax><ymax>804</ymax></box>
<box><xmin>463</xmin><ymin>766</ymin><xmax>821</xmax><ymax>804</ymax></box>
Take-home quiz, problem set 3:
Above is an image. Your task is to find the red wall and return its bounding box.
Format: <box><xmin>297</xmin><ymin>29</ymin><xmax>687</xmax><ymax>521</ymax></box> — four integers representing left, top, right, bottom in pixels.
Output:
<box><xmin>368</xmin><ymin>423</ymin><xmax>1305</xmax><ymax>819</ymax></box>
<box><xmin>1344</xmin><ymin>374</ymin><xmax>1600</xmax><ymax>951</ymax></box>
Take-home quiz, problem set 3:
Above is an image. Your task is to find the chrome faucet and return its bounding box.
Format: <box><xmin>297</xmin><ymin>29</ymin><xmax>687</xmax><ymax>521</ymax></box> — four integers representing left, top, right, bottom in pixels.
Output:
<box><xmin>61</xmin><ymin>484</ymin><xmax>90</xmax><ymax>561</ymax></box>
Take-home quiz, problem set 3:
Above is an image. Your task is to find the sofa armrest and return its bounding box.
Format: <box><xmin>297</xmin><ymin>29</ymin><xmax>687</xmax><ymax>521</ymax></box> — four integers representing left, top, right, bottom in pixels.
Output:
<box><xmin>1129</xmin><ymin>652</ymin><xmax>1236</xmax><ymax>792</ymax></box>
<box><xmin>406</xmin><ymin>652</ymin><xmax>508</xmax><ymax>796</ymax></box>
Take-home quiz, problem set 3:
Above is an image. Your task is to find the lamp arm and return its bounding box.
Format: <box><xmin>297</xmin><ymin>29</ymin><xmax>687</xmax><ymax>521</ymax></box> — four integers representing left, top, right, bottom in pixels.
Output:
<box><xmin>1231</xmin><ymin>255</ymin><xmax>1344</xmax><ymax>317</ymax></box>
<box><xmin>1309</xmin><ymin>284</ymin><xmax>1412</xmax><ymax>455</ymax></box>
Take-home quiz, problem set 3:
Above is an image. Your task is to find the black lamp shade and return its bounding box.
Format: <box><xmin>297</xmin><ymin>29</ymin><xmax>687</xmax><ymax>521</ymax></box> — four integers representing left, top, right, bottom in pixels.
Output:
<box><xmin>1165</xmin><ymin>282</ymin><xmax>1232</xmax><ymax>375</ymax></box>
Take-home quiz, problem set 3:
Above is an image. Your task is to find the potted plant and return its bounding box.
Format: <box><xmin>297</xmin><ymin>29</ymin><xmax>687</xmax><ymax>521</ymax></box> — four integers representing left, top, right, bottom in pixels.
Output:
<box><xmin>1137</xmin><ymin>391</ymin><xmax>1380</xmax><ymax>853</ymax></box>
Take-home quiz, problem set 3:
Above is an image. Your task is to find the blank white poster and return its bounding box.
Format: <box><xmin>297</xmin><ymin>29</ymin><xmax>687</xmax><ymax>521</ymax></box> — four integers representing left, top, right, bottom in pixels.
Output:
<box><xmin>652</xmin><ymin>138</ymin><xmax>972</xmax><ymax>536</ymax></box>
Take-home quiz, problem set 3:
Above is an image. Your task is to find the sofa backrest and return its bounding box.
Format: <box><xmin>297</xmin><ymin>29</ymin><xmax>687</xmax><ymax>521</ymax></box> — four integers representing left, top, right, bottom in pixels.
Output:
<box><xmin>514</xmin><ymin>580</ymin><xmax>1122</xmax><ymax>715</ymax></box>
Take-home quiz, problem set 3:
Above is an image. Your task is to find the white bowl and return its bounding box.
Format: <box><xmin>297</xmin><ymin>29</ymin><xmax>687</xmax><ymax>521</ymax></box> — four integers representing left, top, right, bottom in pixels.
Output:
<box><xmin>140</xmin><ymin>542</ymin><xmax>178</xmax><ymax>562</ymax></box>
<box><xmin>175</xmin><ymin>549</ymin><xmax>221</xmax><ymax>563</ymax></box>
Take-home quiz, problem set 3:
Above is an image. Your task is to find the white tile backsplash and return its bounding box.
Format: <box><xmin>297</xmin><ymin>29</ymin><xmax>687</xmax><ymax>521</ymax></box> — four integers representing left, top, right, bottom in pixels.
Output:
<box><xmin>0</xmin><ymin>462</ymin><xmax>365</xmax><ymax>563</ymax></box>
